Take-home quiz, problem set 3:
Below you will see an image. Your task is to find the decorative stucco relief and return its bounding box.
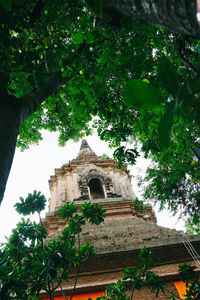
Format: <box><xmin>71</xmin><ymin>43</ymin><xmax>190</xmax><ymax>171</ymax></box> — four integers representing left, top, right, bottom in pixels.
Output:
<box><xmin>78</xmin><ymin>164</ymin><xmax>111</xmax><ymax>185</ymax></box>
<box><xmin>74</xmin><ymin>164</ymin><xmax>122</xmax><ymax>200</ymax></box>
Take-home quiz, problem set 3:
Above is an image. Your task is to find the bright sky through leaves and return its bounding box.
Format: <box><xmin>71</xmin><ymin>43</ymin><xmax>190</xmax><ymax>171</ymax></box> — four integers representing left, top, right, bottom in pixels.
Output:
<box><xmin>0</xmin><ymin>132</ymin><xmax>185</xmax><ymax>243</ymax></box>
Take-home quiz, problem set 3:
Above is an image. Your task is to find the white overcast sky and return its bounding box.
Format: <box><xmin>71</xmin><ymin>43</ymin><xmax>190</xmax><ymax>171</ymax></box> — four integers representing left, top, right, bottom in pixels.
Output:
<box><xmin>0</xmin><ymin>131</ymin><xmax>185</xmax><ymax>243</ymax></box>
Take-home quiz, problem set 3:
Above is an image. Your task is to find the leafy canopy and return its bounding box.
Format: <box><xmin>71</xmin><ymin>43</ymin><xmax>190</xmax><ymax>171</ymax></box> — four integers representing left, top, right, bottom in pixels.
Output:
<box><xmin>0</xmin><ymin>1</ymin><xmax>199</xmax><ymax>223</ymax></box>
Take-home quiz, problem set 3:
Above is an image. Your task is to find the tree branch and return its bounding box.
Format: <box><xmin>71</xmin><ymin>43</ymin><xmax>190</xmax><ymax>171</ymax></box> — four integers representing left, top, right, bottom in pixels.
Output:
<box><xmin>5</xmin><ymin>69</ymin><xmax>57</xmax><ymax>77</ymax></box>
<box><xmin>101</xmin><ymin>0</ymin><xmax>200</xmax><ymax>38</ymax></box>
<box><xmin>19</xmin><ymin>40</ymin><xmax>87</xmax><ymax>124</ymax></box>
<box><xmin>130</xmin><ymin>284</ymin><xmax>135</xmax><ymax>300</ymax></box>
<box><xmin>59</xmin><ymin>284</ymin><xmax>69</xmax><ymax>300</ymax></box>
<box><xmin>179</xmin><ymin>37</ymin><xmax>197</xmax><ymax>75</ymax></box>
<box><xmin>165</xmin><ymin>287</ymin><xmax>183</xmax><ymax>300</ymax></box>
<box><xmin>0</xmin><ymin>95</ymin><xmax>21</xmax><ymax>204</ymax></box>
<box><xmin>29</xmin><ymin>0</ymin><xmax>45</xmax><ymax>25</ymax></box>
<box><xmin>53</xmin><ymin>264</ymin><xmax>70</xmax><ymax>291</ymax></box>
<box><xmin>19</xmin><ymin>70</ymin><xmax>70</xmax><ymax>123</ymax></box>
<box><xmin>70</xmin><ymin>233</ymin><xmax>81</xmax><ymax>300</ymax></box>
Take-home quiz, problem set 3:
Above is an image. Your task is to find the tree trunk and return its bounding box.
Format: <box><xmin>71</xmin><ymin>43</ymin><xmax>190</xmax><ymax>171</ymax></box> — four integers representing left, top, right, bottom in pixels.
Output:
<box><xmin>48</xmin><ymin>292</ymin><xmax>54</xmax><ymax>300</ymax></box>
<box><xmin>102</xmin><ymin>0</ymin><xmax>200</xmax><ymax>38</ymax></box>
<box><xmin>0</xmin><ymin>71</ymin><xmax>70</xmax><ymax>205</ymax></box>
<box><xmin>0</xmin><ymin>95</ymin><xmax>21</xmax><ymax>204</ymax></box>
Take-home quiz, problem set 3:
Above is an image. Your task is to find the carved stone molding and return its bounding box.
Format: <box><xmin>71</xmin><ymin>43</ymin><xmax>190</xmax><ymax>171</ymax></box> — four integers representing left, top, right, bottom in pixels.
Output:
<box><xmin>75</xmin><ymin>164</ymin><xmax>120</xmax><ymax>200</ymax></box>
<box><xmin>78</xmin><ymin>164</ymin><xmax>111</xmax><ymax>186</ymax></box>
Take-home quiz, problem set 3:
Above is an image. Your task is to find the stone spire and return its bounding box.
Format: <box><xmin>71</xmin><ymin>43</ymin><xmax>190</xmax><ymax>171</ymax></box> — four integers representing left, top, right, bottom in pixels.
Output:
<box><xmin>76</xmin><ymin>139</ymin><xmax>97</xmax><ymax>159</ymax></box>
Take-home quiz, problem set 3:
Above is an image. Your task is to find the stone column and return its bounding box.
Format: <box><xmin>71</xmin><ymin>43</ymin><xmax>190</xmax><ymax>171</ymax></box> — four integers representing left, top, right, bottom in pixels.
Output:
<box><xmin>73</xmin><ymin>173</ymin><xmax>79</xmax><ymax>199</ymax></box>
<box><xmin>115</xmin><ymin>172</ymin><xmax>123</xmax><ymax>196</ymax></box>
<box><xmin>66</xmin><ymin>173</ymin><xmax>71</xmax><ymax>202</ymax></box>
<box><xmin>49</xmin><ymin>182</ymin><xmax>57</xmax><ymax>212</ymax></box>
<box><xmin>56</xmin><ymin>177</ymin><xmax>62</xmax><ymax>207</ymax></box>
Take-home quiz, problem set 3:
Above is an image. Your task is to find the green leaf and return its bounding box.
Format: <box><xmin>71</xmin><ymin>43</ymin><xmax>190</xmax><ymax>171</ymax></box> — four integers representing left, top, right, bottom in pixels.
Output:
<box><xmin>97</xmin><ymin>55</ymin><xmax>106</xmax><ymax>66</ymax></box>
<box><xmin>13</xmin><ymin>0</ymin><xmax>24</xmax><ymax>5</ymax></box>
<box><xmin>123</xmin><ymin>79</ymin><xmax>162</xmax><ymax>109</ymax></box>
<box><xmin>179</xmin><ymin>78</ymin><xmax>200</xmax><ymax>99</ymax></box>
<box><xmin>59</xmin><ymin>202</ymin><xmax>77</xmax><ymax>220</ymax></box>
<box><xmin>0</xmin><ymin>0</ymin><xmax>12</xmax><ymax>10</ymax></box>
<box><xmin>14</xmin><ymin>190</ymin><xmax>46</xmax><ymax>215</ymax></box>
<box><xmin>158</xmin><ymin>105</ymin><xmax>174</xmax><ymax>148</ymax></box>
<box><xmin>158</xmin><ymin>57</ymin><xmax>179</xmax><ymax>95</ymax></box>
<box><xmin>61</xmin><ymin>70</ymin><xmax>68</xmax><ymax>78</ymax></box>
<box><xmin>85</xmin><ymin>31</ymin><xmax>94</xmax><ymax>44</ymax></box>
<box><xmin>72</xmin><ymin>32</ymin><xmax>84</xmax><ymax>45</ymax></box>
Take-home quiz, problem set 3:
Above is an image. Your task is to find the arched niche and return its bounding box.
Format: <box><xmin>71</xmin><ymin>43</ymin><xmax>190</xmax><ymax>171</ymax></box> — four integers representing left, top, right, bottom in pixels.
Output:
<box><xmin>75</xmin><ymin>164</ymin><xmax>121</xmax><ymax>201</ymax></box>
<box><xmin>88</xmin><ymin>178</ymin><xmax>105</xmax><ymax>199</ymax></box>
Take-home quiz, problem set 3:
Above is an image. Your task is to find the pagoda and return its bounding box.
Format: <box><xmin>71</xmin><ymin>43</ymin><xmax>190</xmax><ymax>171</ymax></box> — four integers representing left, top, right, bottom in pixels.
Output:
<box><xmin>41</xmin><ymin>140</ymin><xmax>200</xmax><ymax>300</ymax></box>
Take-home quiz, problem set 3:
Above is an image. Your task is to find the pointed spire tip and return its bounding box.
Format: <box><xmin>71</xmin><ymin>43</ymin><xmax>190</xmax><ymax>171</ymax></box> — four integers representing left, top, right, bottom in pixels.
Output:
<box><xmin>76</xmin><ymin>139</ymin><xmax>97</xmax><ymax>158</ymax></box>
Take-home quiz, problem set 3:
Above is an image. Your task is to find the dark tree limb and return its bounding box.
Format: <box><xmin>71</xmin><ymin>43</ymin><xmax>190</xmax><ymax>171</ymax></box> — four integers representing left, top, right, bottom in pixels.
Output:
<box><xmin>0</xmin><ymin>95</ymin><xmax>21</xmax><ymax>205</ymax></box>
<box><xmin>20</xmin><ymin>71</ymin><xmax>70</xmax><ymax>123</ymax></box>
<box><xmin>0</xmin><ymin>73</ymin><xmax>70</xmax><ymax>205</ymax></box>
<box><xmin>178</xmin><ymin>36</ymin><xmax>198</xmax><ymax>75</ymax></box>
<box><xmin>70</xmin><ymin>233</ymin><xmax>81</xmax><ymax>300</ymax></box>
<box><xmin>20</xmin><ymin>40</ymin><xmax>87</xmax><ymax>123</ymax></box>
<box><xmin>130</xmin><ymin>285</ymin><xmax>135</xmax><ymax>300</ymax></box>
<box><xmin>0</xmin><ymin>39</ymin><xmax>88</xmax><ymax>205</ymax></box>
<box><xmin>59</xmin><ymin>284</ymin><xmax>69</xmax><ymax>300</ymax></box>
<box><xmin>101</xmin><ymin>0</ymin><xmax>200</xmax><ymax>38</ymax></box>
<box><xmin>29</xmin><ymin>0</ymin><xmax>45</xmax><ymax>25</ymax></box>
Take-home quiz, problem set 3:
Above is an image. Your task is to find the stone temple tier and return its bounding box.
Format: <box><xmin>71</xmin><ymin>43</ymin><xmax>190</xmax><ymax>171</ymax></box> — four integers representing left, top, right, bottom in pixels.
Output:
<box><xmin>47</xmin><ymin>139</ymin><xmax>137</xmax><ymax>214</ymax></box>
<box><xmin>41</xmin><ymin>140</ymin><xmax>200</xmax><ymax>300</ymax></box>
